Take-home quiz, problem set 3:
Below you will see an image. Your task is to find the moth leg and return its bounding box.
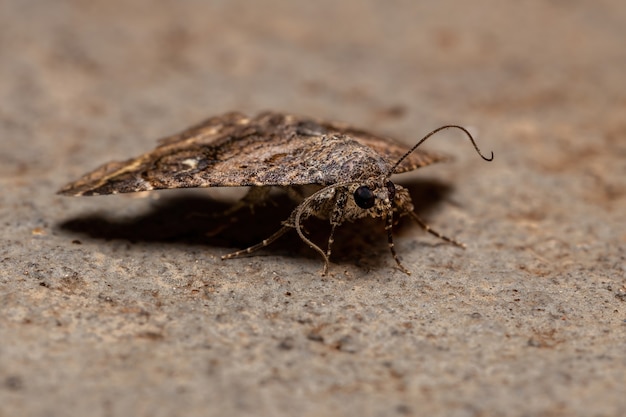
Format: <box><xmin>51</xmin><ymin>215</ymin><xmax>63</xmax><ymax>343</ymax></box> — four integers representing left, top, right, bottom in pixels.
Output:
<box><xmin>285</xmin><ymin>185</ymin><xmax>322</xmax><ymax>203</ymax></box>
<box><xmin>324</xmin><ymin>223</ymin><xmax>338</xmax><ymax>268</ymax></box>
<box><xmin>211</xmin><ymin>186</ymin><xmax>272</xmax><ymax>218</ymax></box>
<box><xmin>324</xmin><ymin>188</ymin><xmax>348</xmax><ymax>269</ymax></box>
<box><xmin>285</xmin><ymin>185</ymin><xmax>308</xmax><ymax>202</ymax></box>
<box><xmin>221</xmin><ymin>226</ymin><xmax>291</xmax><ymax>260</ymax></box>
<box><xmin>407</xmin><ymin>211</ymin><xmax>466</xmax><ymax>248</ymax></box>
<box><xmin>385</xmin><ymin>213</ymin><xmax>411</xmax><ymax>275</ymax></box>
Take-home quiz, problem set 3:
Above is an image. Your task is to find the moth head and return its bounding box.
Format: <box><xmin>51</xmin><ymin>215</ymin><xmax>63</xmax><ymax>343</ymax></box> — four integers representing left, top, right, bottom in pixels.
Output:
<box><xmin>351</xmin><ymin>179</ymin><xmax>397</xmax><ymax>215</ymax></box>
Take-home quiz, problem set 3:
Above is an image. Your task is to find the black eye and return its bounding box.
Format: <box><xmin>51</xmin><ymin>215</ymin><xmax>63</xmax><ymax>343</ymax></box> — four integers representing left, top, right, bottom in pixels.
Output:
<box><xmin>354</xmin><ymin>186</ymin><xmax>375</xmax><ymax>209</ymax></box>
<box><xmin>386</xmin><ymin>181</ymin><xmax>396</xmax><ymax>202</ymax></box>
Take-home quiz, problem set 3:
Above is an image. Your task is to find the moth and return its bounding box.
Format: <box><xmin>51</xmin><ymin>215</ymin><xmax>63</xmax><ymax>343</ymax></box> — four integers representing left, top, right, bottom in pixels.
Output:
<box><xmin>58</xmin><ymin>111</ymin><xmax>492</xmax><ymax>275</ymax></box>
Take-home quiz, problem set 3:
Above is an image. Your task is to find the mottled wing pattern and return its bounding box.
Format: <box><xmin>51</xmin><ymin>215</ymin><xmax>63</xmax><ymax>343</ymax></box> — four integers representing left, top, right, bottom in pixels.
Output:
<box><xmin>58</xmin><ymin>111</ymin><xmax>445</xmax><ymax>197</ymax></box>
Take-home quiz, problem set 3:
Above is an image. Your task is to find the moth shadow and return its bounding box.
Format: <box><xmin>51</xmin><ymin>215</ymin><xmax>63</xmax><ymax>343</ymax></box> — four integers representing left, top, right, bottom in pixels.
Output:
<box><xmin>58</xmin><ymin>192</ymin><xmax>296</xmax><ymax>250</ymax></box>
<box><xmin>57</xmin><ymin>179</ymin><xmax>453</xmax><ymax>268</ymax></box>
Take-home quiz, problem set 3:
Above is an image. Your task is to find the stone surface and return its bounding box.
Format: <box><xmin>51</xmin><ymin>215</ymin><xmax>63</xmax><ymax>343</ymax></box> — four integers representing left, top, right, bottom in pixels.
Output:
<box><xmin>1</xmin><ymin>1</ymin><xmax>624</xmax><ymax>416</ymax></box>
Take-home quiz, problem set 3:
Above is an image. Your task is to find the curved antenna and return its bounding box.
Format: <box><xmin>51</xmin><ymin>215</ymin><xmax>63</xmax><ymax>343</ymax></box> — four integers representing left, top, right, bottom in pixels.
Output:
<box><xmin>391</xmin><ymin>125</ymin><xmax>493</xmax><ymax>174</ymax></box>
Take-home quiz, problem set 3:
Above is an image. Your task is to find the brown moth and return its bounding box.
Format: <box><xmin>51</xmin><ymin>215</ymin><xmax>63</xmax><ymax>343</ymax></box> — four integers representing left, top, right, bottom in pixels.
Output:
<box><xmin>58</xmin><ymin>111</ymin><xmax>492</xmax><ymax>275</ymax></box>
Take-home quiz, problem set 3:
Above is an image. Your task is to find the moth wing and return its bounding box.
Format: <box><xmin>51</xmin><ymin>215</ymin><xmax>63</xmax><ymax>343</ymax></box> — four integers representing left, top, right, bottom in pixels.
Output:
<box><xmin>317</xmin><ymin>120</ymin><xmax>449</xmax><ymax>174</ymax></box>
<box><xmin>58</xmin><ymin>112</ymin><xmax>365</xmax><ymax>196</ymax></box>
<box><xmin>58</xmin><ymin>111</ymin><xmax>449</xmax><ymax>197</ymax></box>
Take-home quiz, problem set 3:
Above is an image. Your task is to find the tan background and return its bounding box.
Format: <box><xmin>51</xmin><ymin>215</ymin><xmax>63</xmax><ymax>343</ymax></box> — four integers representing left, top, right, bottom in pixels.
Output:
<box><xmin>1</xmin><ymin>1</ymin><xmax>625</xmax><ymax>416</ymax></box>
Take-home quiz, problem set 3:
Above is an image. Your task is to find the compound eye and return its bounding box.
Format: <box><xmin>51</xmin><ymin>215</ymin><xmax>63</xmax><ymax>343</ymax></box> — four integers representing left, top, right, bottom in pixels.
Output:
<box><xmin>354</xmin><ymin>186</ymin><xmax>375</xmax><ymax>209</ymax></box>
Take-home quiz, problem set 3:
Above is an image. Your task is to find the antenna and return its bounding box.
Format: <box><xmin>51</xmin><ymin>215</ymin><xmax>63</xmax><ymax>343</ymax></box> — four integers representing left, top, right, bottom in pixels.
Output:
<box><xmin>391</xmin><ymin>125</ymin><xmax>493</xmax><ymax>174</ymax></box>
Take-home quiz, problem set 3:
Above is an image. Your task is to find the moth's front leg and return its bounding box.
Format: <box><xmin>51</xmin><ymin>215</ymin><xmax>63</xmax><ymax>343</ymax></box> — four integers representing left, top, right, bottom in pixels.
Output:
<box><xmin>394</xmin><ymin>187</ymin><xmax>466</xmax><ymax>248</ymax></box>
<box><xmin>325</xmin><ymin>187</ymin><xmax>348</xmax><ymax>265</ymax></box>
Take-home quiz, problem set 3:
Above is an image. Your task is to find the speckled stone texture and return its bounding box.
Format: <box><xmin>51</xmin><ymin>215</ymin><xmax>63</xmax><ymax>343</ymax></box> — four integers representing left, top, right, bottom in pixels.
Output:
<box><xmin>1</xmin><ymin>1</ymin><xmax>625</xmax><ymax>416</ymax></box>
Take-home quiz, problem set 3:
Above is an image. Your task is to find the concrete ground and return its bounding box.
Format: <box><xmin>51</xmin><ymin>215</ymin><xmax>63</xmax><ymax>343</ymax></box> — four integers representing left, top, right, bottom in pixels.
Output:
<box><xmin>1</xmin><ymin>1</ymin><xmax>625</xmax><ymax>416</ymax></box>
